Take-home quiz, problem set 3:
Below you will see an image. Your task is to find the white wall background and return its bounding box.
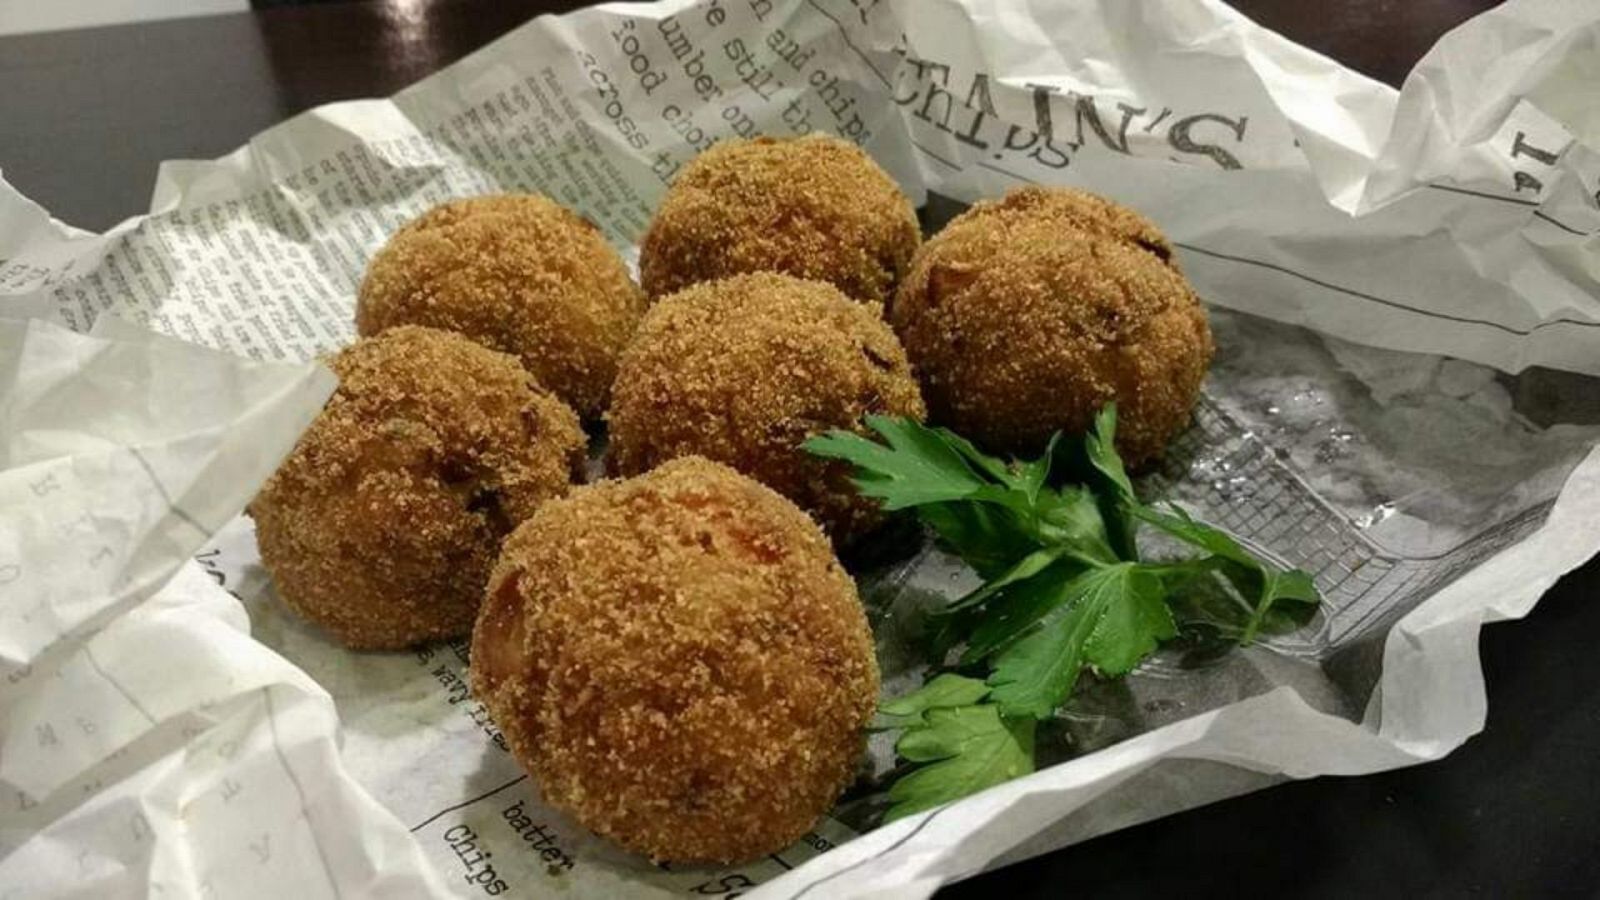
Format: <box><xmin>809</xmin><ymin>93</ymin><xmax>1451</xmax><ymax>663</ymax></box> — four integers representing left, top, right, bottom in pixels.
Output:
<box><xmin>0</xmin><ymin>0</ymin><xmax>248</xmax><ymax>37</ymax></box>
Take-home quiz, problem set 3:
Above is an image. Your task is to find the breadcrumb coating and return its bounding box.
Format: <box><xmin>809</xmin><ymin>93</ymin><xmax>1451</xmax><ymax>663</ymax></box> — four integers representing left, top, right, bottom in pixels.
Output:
<box><xmin>608</xmin><ymin>272</ymin><xmax>926</xmax><ymax>542</ymax></box>
<box><xmin>471</xmin><ymin>457</ymin><xmax>878</xmax><ymax>864</ymax></box>
<box><xmin>356</xmin><ymin>194</ymin><xmax>645</xmax><ymax>418</ymax></box>
<box><xmin>251</xmin><ymin>326</ymin><xmax>584</xmax><ymax>650</ymax></box>
<box><xmin>639</xmin><ymin>135</ymin><xmax>920</xmax><ymax>305</ymax></box>
<box><xmin>892</xmin><ymin>186</ymin><xmax>1213</xmax><ymax>466</ymax></box>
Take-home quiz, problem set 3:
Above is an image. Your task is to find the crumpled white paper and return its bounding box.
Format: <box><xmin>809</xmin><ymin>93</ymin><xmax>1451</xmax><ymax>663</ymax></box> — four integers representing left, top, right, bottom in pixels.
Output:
<box><xmin>3</xmin><ymin>0</ymin><xmax>1599</xmax><ymax>897</ymax></box>
<box><xmin>0</xmin><ymin>318</ymin><xmax>452</xmax><ymax>898</ymax></box>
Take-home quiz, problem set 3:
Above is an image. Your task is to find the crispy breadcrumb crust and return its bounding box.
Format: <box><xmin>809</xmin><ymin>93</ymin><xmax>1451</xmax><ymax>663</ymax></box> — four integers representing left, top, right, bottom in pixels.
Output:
<box><xmin>607</xmin><ymin>272</ymin><xmax>925</xmax><ymax>542</ymax></box>
<box><xmin>891</xmin><ymin>186</ymin><xmax>1213</xmax><ymax>466</ymax></box>
<box><xmin>251</xmin><ymin>326</ymin><xmax>584</xmax><ymax>650</ymax></box>
<box><xmin>355</xmin><ymin>194</ymin><xmax>645</xmax><ymax>418</ymax></box>
<box><xmin>470</xmin><ymin>457</ymin><xmax>878</xmax><ymax>864</ymax></box>
<box><xmin>639</xmin><ymin>135</ymin><xmax>920</xmax><ymax>304</ymax></box>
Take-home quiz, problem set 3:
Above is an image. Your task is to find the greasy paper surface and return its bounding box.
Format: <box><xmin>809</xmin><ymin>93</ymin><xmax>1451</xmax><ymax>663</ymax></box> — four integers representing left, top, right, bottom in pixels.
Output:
<box><xmin>3</xmin><ymin>0</ymin><xmax>1600</xmax><ymax>897</ymax></box>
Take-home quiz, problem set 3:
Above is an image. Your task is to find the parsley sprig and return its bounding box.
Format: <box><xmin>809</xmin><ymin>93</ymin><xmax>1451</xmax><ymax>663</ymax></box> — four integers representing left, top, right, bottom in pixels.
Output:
<box><xmin>807</xmin><ymin>405</ymin><xmax>1320</xmax><ymax>821</ymax></box>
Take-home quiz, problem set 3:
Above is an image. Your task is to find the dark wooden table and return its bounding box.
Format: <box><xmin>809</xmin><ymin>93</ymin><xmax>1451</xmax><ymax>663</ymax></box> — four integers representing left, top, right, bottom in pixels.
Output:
<box><xmin>4</xmin><ymin>1</ymin><xmax>1596</xmax><ymax>896</ymax></box>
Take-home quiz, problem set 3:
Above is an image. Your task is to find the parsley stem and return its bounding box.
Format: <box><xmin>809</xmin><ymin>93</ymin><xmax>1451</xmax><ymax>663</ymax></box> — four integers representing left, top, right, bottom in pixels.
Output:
<box><xmin>1241</xmin><ymin>590</ymin><xmax>1272</xmax><ymax>644</ymax></box>
<box><xmin>1061</xmin><ymin>547</ymin><xmax>1114</xmax><ymax>569</ymax></box>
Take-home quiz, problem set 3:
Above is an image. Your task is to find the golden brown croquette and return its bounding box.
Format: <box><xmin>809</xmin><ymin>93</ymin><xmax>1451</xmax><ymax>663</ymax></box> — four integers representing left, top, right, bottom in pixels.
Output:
<box><xmin>471</xmin><ymin>457</ymin><xmax>878</xmax><ymax>864</ymax></box>
<box><xmin>251</xmin><ymin>326</ymin><xmax>584</xmax><ymax>650</ymax></box>
<box><xmin>639</xmin><ymin>135</ymin><xmax>920</xmax><ymax>305</ymax></box>
<box><xmin>892</xmin><ymin>186</ymin><xmax>1213</xmax><ymax>467</ymax></box>
<box><xmin>607</xmin><ymin>272</ymin><xmax>925</xmax><ymax>542</ymax></box>
<box><xmin>356</xmin><ymin>194</ymin><xmax>645</xmax><ymax>418</ymax></box>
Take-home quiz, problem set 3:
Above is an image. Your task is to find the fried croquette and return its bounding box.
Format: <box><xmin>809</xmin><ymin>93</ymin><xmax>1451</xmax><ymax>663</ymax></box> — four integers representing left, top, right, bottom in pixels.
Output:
<box><xmin>892</xmin><ymin>186</ymin><xmax>1213</xmax><ymax>466</ymax></box>
<box><xmin>356</xmin><ymin>194</ymin><xmax>645</xmax><ymax>418</ymax></box>
<box><xmin>607</xmin><ymin>272</ymin><xmax>925</xmax><ymax>542</ymax></box>
<box><xmin>470</xmin><ymin>457</ymin><xmax>878</xmax><ymax>864</ymax></box>
<box><xmin>251</xmin><ymin>326</ymin><xmax>584</xmax><ymax>650</ymax></box>
<box><xmin>639</xmin><ymin>134</ymin><xmax>920</xmax><ymax>305</ymax></box>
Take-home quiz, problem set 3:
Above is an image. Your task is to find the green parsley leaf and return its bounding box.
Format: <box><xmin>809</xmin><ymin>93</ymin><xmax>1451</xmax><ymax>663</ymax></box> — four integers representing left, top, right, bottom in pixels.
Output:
<box><xmin>1083</xmin><ymin>568</ymin><xmax>1177</xmax><ymax>674</ymax></box>
<box><xmin>803</xmin><ymin>417</ymin><xmax>991</xmax><ymax>509</ymax></box>
<box><xmin>986</xmin><ymin>564</ymin><xmax>1170</xmax><ymax>718</ymax></box>
<box><xmin>930</xmin><ymin>426</ymin><xmax>1021</xmax><ymax>487</ymax></box>
<box><xmin>1053</xmin><ymin>404</ymin><xmax>1140</xmax><ymax>560</ymax></box>
<box><xmin>1249</xmin><ymin>568</ymin><xmax>1321</xmax><ymax>640</ymax></box>
<box><xmin>884</xmin><ymin>704</ymin><xmax>1035</xmax><ymax>822</ymax></box>
<box><xmin>1031</xmin><ymin>485</ymin><xmax>1118</xmax><ymax>563</ymax></box>
<box><xmin>936</xmin><ymin>427</ymin><xmax>1059</xmax><ymax>505</ymax></box>
<box><xmin>1134</xmin><ymin>503</ymin><xmax>1254</xmax><ymax>565</ymax></box>
<box><xmin>942</xmin><ymin>546</ymin><xmax>1070</xmax><ymax>613</ymax></box>
<box><xmin>960</xmin><ymin>563</ymin><xmax>1087</xmax><ymax>662</ymax></box>
<box><xmin>1014</xmin><ymin>433</ymin><xmax>1060</xmax><ymax>505</ymax></box>
<box><xmin>1136</xmin><ymin>504</ymin><xmax>1319</xmax><ymax>642</ymax></box>
<box><xmin>879</xmin><ymin>673</ymin><xmax>992</xmax><ymax>718</ymax></box>
<box><xmin>1084</xmin><ymin>405</ymin><xmax>1136</xmax><ymax>505</ymax></box>
<box><xmin>918</xmin><ymin>500</ymin><xmax>1043</xmax><ymax>580</ymax></box>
